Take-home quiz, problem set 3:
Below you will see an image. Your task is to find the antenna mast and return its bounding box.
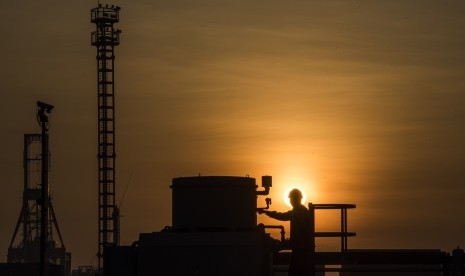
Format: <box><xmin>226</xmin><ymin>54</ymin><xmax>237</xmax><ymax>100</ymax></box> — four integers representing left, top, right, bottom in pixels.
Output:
<box><xmin>91</xmin><ymin>4</ymin><xmax>121</xmax><ymax>273</ymax></box>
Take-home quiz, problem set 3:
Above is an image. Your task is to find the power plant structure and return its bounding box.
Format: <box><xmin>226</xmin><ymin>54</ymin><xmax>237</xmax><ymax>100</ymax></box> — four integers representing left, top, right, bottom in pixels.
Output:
<box><xmin>90</xmin><ymin>4</ymin><xmax>122</xmax><ymax>273</ymax></box>
<box><xmin>103</xmin><ymin>175</ymin><xmax>465</xmax><ymax>276</ymax></box>
<box><xmin>3</xmin><ymin>102</ymin><xmax>71</xmax><ymax>276</ymax></box>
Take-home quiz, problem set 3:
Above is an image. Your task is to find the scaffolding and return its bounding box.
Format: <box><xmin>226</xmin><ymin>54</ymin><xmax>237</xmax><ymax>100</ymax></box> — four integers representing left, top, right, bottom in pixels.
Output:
<box><xmin>91</xmin><ymin>4</ymin><xmax>121</xmax><ymax>272</ymax></box>
<box><xmin>8</xmin><ymin>134</ymin><xmax>70</xmax><ymax>275</ymax></box>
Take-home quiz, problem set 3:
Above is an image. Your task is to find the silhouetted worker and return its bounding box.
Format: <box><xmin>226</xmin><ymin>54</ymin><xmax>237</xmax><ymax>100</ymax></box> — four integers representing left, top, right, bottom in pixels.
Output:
<box><xmin>258</xmin><ymin>188</ymin><xmax>312</xmax><ymax>276</ymax></box>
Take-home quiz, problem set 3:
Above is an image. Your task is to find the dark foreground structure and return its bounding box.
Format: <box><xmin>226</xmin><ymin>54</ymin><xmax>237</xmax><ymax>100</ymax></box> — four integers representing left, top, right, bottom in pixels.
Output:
<box><xmin>3</xmin><ymin>102</ymin><xmax>71</xmax><ymax>276</ymax></box>
<box><xmin>0</xmin><ymin>263</ymin><xmax>64</xmax><ymax>276</ymax></box>
<box><xmin>103</xmin><ymin>175</ymin><xmax>465</xmax><ymax>276</ymax></box>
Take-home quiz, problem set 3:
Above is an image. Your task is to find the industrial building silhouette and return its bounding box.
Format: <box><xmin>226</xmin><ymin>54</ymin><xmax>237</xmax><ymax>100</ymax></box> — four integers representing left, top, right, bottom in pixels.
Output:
<box><xmin>102</xmin><ymin>175</ymin><xmax>465</xmax><ymax>276</ymax></box>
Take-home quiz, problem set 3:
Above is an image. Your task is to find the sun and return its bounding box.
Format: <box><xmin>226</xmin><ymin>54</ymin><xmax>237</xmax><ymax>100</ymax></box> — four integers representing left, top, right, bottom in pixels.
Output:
<box><xmin>283</xmin><ymin>187</ymin><xmax>307</xmax><ymax>208</ymax></box>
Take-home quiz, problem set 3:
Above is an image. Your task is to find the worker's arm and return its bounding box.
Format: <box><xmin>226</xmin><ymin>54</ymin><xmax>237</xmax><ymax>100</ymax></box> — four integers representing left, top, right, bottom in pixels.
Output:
<box><xmin>263</xmin><ymin>210</ymin><xmax>291</xmax><ymax>221</ymax></box>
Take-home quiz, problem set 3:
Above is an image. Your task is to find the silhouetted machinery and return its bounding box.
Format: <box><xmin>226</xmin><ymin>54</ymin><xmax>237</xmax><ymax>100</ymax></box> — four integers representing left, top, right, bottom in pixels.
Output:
<box><xmin>105</xmin><ymin>176</ymin><xmax>275</xmax><ymax>276</ymax></box>
<box><xmin>104</xmin><ymin>175</ymin><xmax>465</xmax><ymax>276</ymax></box>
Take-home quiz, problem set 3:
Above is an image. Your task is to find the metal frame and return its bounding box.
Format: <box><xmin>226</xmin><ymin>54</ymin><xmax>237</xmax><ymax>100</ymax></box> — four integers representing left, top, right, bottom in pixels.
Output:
<box><xmin>311</xmin><ymin>203</ymin><xmax>356</xmax><ymax>252</ymax></box>
<box><xmin>8</xmin><ymin>134</ymin><xmax>68</xmax><ymax>271</ymax></box>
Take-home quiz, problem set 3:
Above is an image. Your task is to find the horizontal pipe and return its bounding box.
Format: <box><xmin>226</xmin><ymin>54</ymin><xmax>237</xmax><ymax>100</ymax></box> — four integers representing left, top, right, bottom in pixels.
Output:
<box><xmin>272</xmin><ymin>266</ymin><xmax>445</xmax><ymax>273</ymax></box>
<box><xmin>263</xmin><ymin>225</ymin><xmax>286</xmax><ymax>242</ymax></box>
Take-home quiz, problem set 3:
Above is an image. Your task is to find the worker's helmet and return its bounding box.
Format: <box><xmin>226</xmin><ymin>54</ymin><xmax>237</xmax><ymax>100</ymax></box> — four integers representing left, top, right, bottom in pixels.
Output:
<box><xmin>288</xmin><ymin>188</ymin><xmax>303</xmax><ymax>201</ymax></box>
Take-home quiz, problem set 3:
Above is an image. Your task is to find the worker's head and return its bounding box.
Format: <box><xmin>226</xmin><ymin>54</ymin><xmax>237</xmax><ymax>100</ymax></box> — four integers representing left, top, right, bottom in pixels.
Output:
<box><xmin>288</xmin><ymin>188</ymin><xmax>303</xmax><ymax>208</ymax></box>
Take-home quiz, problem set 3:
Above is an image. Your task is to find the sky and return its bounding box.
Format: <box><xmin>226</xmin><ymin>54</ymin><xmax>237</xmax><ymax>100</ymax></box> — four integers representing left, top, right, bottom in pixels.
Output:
<box><xmin>1</xmin><ymin>0</ymin><xmax>465</xmax><ymax>268</ymax></box>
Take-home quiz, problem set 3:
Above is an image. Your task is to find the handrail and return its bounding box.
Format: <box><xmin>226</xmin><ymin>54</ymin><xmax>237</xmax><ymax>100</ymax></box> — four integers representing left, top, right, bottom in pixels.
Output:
<box><xmin>309</xmin><ymin>203</ymin><xmax>356</xmax><ymax>252</ymax></box>
<box><xmin>313</xmin><ymin>204</ymin><xmax>356</xmax><ymax>209</ymax></box>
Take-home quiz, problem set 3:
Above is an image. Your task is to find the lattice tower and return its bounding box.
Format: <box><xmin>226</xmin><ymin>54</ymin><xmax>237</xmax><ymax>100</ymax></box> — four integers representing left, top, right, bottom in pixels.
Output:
<box><xmin>91</xmin><ymin>4</ymin><xmax>121</xmax><ymax>271</ymax></box>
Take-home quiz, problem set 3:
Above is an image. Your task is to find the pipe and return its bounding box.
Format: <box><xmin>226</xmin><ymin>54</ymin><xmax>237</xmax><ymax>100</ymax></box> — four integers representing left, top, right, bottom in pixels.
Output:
<box><xmin>37</xmin><ymin>101</ymin><xmax>53</xmax><ymax>276</ymax></box>
<box><xmin>263</xmin><ymin>225</ymin><xmax>286</xmax><ymax>242</ymax></box>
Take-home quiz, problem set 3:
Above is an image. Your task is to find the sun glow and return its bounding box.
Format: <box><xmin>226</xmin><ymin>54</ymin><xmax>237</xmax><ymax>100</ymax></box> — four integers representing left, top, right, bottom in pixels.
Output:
<box><xmin>283</xmin><ymin>187</ymin><xmax>307</xmax><ymax>208</ymax></box>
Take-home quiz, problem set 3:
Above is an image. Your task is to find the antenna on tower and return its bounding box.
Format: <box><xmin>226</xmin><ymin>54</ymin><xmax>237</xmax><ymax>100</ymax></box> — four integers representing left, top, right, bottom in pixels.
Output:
<box><xmin>119</xmin><ymin>171</ymin><xmax>134</xmax><ymax>211</ymax></box>
<box><xmin>113</xmin><ymin>171</ymin><xmax>134</xmax><ymax>247</ymax></box>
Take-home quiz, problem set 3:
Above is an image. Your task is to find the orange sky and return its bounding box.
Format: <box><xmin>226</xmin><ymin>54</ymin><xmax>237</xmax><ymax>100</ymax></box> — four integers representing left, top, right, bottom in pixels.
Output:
<box><xmin>1</xmin><ymin>0</ymin><xmax>465</xmax><ymax>267</ymax></box>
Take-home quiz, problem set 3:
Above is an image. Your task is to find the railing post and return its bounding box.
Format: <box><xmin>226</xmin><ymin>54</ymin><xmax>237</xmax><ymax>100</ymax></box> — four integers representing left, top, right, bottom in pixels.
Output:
<box><xmin>309</xmin><ymin>203</ymin><xmax>316</xmax><ymax>276</ymax></box>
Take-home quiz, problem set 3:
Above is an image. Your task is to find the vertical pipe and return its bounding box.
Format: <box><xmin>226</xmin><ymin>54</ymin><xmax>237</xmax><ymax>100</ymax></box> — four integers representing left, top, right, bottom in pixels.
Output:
<box><xmin>342</xmin><ymin>208</ymin><xmax>347</xmax><ymax>252</ymax></box>
<box><xmin>340</xmin><ymin>209</ymin><xmax>344</xmax><ymax>252</ymax></box>
<box><xmin>39</xmin><ymin>115</ymin><xmax>48</xmax><ymax>276</ymax></box>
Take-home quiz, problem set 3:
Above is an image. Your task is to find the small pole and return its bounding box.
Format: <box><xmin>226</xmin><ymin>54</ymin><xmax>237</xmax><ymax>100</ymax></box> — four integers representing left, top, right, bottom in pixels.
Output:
<box><xmin>37</xmin><ymin>101</ymin><xmax>54</xmax><ymax>276</ymax></box>
<box><xmin>309</xmin><ymin>203</ymin><xmax>316</xmax><ymax>276</ymax></box>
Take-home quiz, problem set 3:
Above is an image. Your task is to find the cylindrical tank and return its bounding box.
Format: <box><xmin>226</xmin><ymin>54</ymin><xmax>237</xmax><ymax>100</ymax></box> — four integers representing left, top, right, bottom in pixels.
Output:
<box><xmin>171</xmin><ymin>176</ymin><xmax>257</xmax><ymax>231</ymax></box>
